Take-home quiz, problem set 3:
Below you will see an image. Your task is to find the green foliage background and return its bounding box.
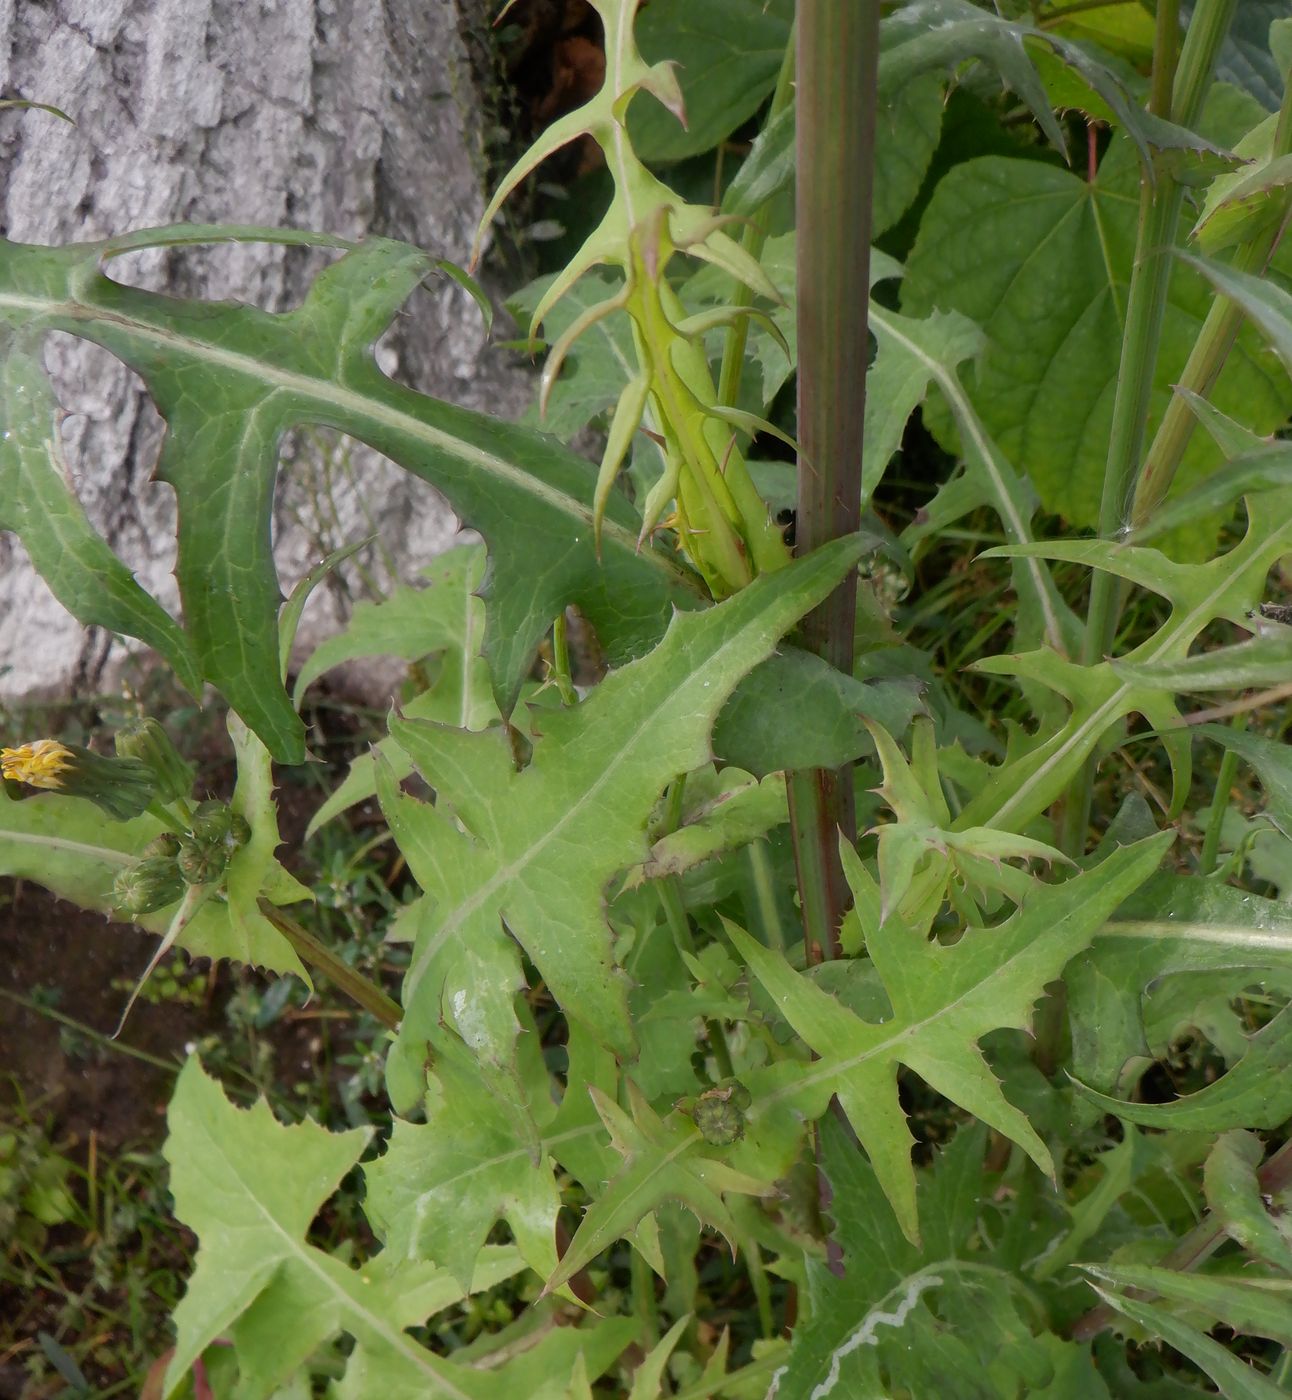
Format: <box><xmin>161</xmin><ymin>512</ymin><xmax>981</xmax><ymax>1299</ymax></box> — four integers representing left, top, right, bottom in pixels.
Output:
<box><xmin>3</xmin><ymin>1</ymin><xmax>1292</xmax><ymax>1396</ymax></box>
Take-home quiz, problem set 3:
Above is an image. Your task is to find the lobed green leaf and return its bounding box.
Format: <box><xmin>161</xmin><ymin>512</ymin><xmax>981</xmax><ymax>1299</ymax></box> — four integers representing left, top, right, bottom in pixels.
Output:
<box><xmin>734</xmin><ymin>832</ymin><xmax>1171</xmax><ymax>1243</ymax></box>
<box><xmin>0</xmin><ymin>234</ymin><xmax>701</xmax><ymax>762</ymax></box>
<box><xmin>378</xmin><ymin>536</ymin><xmax>867</xmax><ymax>1112</ymax></box>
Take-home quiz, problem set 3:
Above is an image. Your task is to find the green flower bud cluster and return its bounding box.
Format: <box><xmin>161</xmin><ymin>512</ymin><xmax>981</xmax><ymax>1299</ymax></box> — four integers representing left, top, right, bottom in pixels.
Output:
<box><xmin>176</xmin><ymin>800</ymin><xmax>251</xmax><ymax>886</ymax></box>
<box><xmin>110</xmin><ymin>800</ymin><xmax>251</xmax><ymax>919</ymax></box>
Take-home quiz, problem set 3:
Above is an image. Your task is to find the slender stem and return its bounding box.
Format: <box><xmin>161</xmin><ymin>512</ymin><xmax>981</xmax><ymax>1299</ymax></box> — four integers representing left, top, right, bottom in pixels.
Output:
<box><xmin>630</xmin><ymin>1246</ymin><xmax>660</xmax><ymax>1351</ymax></box>
<box><xmin>743</xmin><ymin>1232</ymin><xmax>775</xmax><ymax>1338</ymax></box>
<box><xmin>1061</xmin><ymin>0</ymin><xmax>1235</xmax><ymax>856</ymax></box>
<box><xmin>1183</xmin><ymin>680</ymin><xmax>1292</xmax><ymax>726</ymax></box>
<box><xmin>658</xmin><ymin>875</ymin><xmax>735</xmax><ymax>1079</ymax></box>
<box><xmin>1082</xmin><ymin>193</ymin><xmax>1179</xmax><ymax>663</ymax></box>
<box><xmin>258</xmin><ymin>900</ymin><xmax>402</xmax><ymax>1031</ymax></box>
<box><xmin>787</xmin><ymin>0</ymin><xmax>881</xmax><ymax>955</ymax></box>
<box><xmin>716</xmin><ymin>31</ymin><xmax>796</xmax><ymax>411</ymax></box>
<box><xmin>1199</xmin><ymin>714</ymin><xmax>1245</xmax><ymax>875</ymax></box>
<box><xmin>1132</xmin><ymin>52</ymin><xmax>1292</xmax><ymax>529</ymax></box>
<box><xmin>656</xmin><ymin>775</ymin><xmax>735</xmax><ymax>1077</ymax></box>
<box><xmin>1069</xmin><ymin>1136</ymin><xmax>1292</xmax><ymax>1341</ymax></box>
<box><xmin>0</xmin><ymin>987</ymin><xmax>181</xmax><ymax>1073</ymax></box>
<box><xmin>745</xmin><ymin>839</ymin><xmax>787</xmax><ymax>953</ymax></box>
<box><xmin>551</xmin><ymin>610</ymin><xmax>577</xmax><ymax>706</ymax></box>
<box><xmin>1129</xmin><ymin>266</ymin><xmax>1250</xmax><ymax>527</ymax></box>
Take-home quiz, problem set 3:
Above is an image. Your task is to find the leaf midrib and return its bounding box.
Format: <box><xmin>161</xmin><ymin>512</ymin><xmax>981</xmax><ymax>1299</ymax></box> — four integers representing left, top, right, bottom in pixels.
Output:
<box><xmin>187</xmin><ymin>1115</ymin><xmax>476</xmax><ymax>1398</ymax></box>
<box><xmin>1101</xmin><ymin>920</ymin><xmax>1292</xmax><ymax>950</ymax></box>
<box><xmin>756</xmin><ymin>896</ymin><xmax>1104</xmax><ymax>1115</ymax></box>
<box><xmin>403</xmin><ymin>600</ymin><xmax>802</xmax><ymax>1009</ymax></box>
<box><xmin>0</xmin><ymin>288</ymin><xmax>681</xmax><ymax>581</ymax></box>
<box><xmin>984</xmin><ymin>519</ymin><xmax>1292</xmax><ymax>830</ymax></box>
<box><xmin>404</xmin><ymin>1123</ymin><xmax>598</xmax><ymax>1202</ymax></box>
<box><xmin>0</xmin><ymin>826</ymin><xmax>133</xmax><ymax>864</ymax></box>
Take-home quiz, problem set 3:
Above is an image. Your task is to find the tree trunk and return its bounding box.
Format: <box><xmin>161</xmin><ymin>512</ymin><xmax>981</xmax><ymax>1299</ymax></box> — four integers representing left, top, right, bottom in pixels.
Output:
<box><xmin>0</xmin><ymin>0</ymin><xmax>529</xmax><ymax>704</ymax></box>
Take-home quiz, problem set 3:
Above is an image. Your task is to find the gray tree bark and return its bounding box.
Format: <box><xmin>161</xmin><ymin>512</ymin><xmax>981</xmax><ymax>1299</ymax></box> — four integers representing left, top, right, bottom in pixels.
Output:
<box><xmin>0</xmin><ymin>0</ymin><xmax>528</xmax><ymax>704</ymax></box>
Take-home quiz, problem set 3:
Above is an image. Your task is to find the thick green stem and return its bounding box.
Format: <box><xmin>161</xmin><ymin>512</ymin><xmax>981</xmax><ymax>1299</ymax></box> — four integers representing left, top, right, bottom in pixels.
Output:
<box><xmin>1061</xmin><ymin>0</ymin><xmax>1235</xmax><ymax>856</ymax></box>
<box><xmin>1131</xmin><ymin>57</ymin><xmax>1292</xmax><ymax>529</ymax></box>
<box><xmin>259</xmin><ymin>901</ymin><xmax>403</xmax><ymax>1031</ymax></box>
<box><xmin>1148</xmin><ymin>0</ymin><xmax>1180</xmax><ymax>120</ymax></box>
<box><xmin>1170</xmin><ymin>0</ymin><xmax>1237</xmax><ymax>127</ymax></box>
<box><xmin>787</xmin><ymin>0</ymin><xmax>881</xmax><ymax>956</ymax></box>
<box><xmin>1083</xmin><ymin>201</ymin><xmax>1180</xmax><ymax>654</ymax></box>
<box><xmin>786</xmin><ymin>769</ymin><xmax>851</xmax><ymax>962</ymax></box>
<box><xmin>657</xmin><ymin>776</ymin><xmax>735</xmax><ymax>1078</ymax></box>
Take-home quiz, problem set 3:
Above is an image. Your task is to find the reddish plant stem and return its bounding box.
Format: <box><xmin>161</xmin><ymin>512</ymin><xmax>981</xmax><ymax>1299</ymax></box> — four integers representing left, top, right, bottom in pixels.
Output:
<box><xmin>787</xmin><ymin>0</ymin><xmax>882</xmax><ymax>959</ymax></box>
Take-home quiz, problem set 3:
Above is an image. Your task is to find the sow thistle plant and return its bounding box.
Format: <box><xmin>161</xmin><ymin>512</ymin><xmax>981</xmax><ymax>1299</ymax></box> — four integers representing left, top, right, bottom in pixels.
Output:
<box><xmin>3</xmin><ymin>0</ymin><xmax>1292</xmax><ymax>1396</ymax></box>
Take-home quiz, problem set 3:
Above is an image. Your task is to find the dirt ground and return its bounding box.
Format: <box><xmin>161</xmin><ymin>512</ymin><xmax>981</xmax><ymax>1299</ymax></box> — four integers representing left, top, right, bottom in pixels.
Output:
<box><xmin>0</xmin><ymin>892</ymin><xmax>214</xmax><ymax>1149</ymax></box>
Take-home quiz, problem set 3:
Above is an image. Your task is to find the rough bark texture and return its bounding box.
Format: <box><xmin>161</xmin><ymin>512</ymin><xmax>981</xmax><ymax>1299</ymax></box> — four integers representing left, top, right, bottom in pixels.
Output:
<box><xmin>0</xmin><ymin>0</ymin><xmax>529</xmax><ymax>704</ymax></box>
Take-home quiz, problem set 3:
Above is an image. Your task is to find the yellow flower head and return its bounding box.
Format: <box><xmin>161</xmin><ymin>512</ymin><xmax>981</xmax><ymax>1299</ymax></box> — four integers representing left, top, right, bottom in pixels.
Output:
<box><xmin>1</xmin><ymin>739</ymin><xmax>74</xmax><ymax>790</ymax></box>
<box><xmin>3</xmin><ymin>737</ymin><xmax>158</xmax><ymax>819</ymax></box>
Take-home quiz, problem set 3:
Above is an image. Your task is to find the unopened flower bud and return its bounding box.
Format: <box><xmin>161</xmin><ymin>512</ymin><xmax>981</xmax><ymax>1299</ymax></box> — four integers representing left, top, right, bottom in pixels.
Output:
<box><xmin>188</xmin><ymin>801</ymin><xmax>249</xmax><ymax>856</ymax></box>
<box><xmin>177</xmin><ymin>836</ymin><xmax>228</xmax><ymax>886</ymax></box>
<box><xmin>114</xmin><ymin>719</ymin><xmax>194</xmax><ymax>803</ymax></box>
<box><xmin>1</xmin><ymin>739</ymin><xmax>154</xmax><ymax>821</ymax></box>
<box><xmin>112</xmin><ymin>854</ymin><xmax>185</xmax><ymax>917</ymax></box>
<box><xmin>227</xmin><ymin>813</ymin><xmax>251</xmax><ymax>849</ymax></box>
<box><xmin>692</xmin><ymin>1082</ymin><xmax>748</xmax><ymax>1147</ymax></box>
<box><xmin>142</xmin><ymin>832</ymin><xmax>182</xmax><ymax>859</ymax></box>
<box><xmin>190</xmin><ymin>800</ymin><xmax>232</xmax><ymax>842</ymax></box>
